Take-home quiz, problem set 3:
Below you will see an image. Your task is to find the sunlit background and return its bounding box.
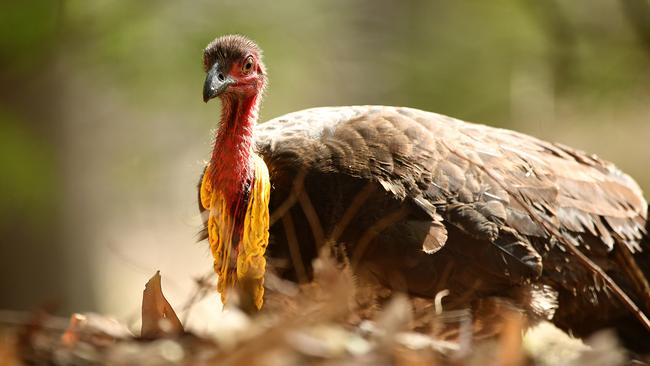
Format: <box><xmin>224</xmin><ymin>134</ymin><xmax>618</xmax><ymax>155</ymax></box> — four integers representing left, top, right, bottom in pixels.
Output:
<box><xmin>1</xmin><ymin>0</ymin><xmax>649</xmax><ymax>321</ymax></box>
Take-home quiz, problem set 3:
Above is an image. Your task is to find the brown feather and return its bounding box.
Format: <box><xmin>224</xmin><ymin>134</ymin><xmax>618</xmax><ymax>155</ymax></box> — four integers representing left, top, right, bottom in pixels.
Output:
<box><xmin>245</xmin><ymin>105</ymin><xmax>650</xmax><ymax>348</ymax></box>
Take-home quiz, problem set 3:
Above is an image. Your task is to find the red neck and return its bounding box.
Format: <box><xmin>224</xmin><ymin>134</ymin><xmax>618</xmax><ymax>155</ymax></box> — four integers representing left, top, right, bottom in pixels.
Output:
<box><xmin>210</xmin><ymin>93</ymin><xmax>260</xmax><ymax>203</ymax></box>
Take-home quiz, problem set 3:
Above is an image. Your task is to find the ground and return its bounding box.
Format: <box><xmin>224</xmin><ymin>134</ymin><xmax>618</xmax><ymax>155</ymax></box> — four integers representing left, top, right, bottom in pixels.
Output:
<box><xmin>1</xmin><ymin>252</ymin><xmax>646</xmax><ymax>366</ymax></box>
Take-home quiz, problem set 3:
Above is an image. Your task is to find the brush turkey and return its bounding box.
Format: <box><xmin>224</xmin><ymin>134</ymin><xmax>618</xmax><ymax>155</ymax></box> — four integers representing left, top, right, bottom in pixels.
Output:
<box><xmin>198</xmin><ymin>34</ymin><xmax>650</xmax><ymax>350</ymax></box>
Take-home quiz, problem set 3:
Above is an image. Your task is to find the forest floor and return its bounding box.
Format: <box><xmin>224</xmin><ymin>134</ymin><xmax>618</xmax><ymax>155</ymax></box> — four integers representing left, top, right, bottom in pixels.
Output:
<box><xmin>0</xmin><ymin>251</ymin><xmax>645</xmax><ymax>366</ymax></box>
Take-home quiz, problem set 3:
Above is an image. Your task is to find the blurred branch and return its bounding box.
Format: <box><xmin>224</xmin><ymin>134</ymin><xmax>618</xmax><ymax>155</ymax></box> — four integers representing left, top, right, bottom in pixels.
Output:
<box><xmin>620</xmin><ymin>0</ymin><xmax>650</xmax><ymax>58</ymax></box>
<box><xmin>521</xmin><ymin>0</ymin><xmax>576</xmax><ymax>93</ymax></box>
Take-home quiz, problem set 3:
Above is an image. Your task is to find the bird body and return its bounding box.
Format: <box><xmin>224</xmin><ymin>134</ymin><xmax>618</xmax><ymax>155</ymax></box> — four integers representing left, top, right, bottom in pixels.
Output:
<box><xmin>254</xmin><ymin>106</ymin><xmax>650</xmax><ymax>331</ymax></box>
<box><xmin>198</xmin><ymin>35</ymin><xmax>650</xmax><ymax>349</ymax></box>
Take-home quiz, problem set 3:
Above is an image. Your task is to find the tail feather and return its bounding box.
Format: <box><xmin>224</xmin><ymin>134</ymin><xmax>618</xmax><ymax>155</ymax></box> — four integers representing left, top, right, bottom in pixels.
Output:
<box><xmin>636</xmin><ymin>204</ymin><xmax>650</xmax><ymax>282</ymax></box>
<box><xmin>616</xmin><ymin>204</ymin><xmax>650</xmax><ymax>353</ymax></box>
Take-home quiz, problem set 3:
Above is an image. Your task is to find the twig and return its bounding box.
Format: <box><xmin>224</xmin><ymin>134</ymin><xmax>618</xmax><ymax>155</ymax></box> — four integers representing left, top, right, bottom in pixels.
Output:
<box><xmin>269</xmin><ymin>169</ymin><xmax>307</xmax><ymax>225</ymax></box>
<box><xmin>179</xmin><ymin>272</ymin><xmax>216</xmax><ymax>324</ymax></box>
<box><xmin>351</xmin><ymin>206</ymin><xmax>409</xmax><ymax>269</ymax></box>
<box><xmin>298</xmin><ymin>189</ymin><xmax>325</xmax><ymax>252</ymax></box>
<box><xmin>282</xmin><ymin>213</ymin><xmax>309</xmax><ymax>284</ymax></box>
<box><xmin>329</xmin><ymin>182</ymin><xmax>376</xmax><ymax>244</ymax></box>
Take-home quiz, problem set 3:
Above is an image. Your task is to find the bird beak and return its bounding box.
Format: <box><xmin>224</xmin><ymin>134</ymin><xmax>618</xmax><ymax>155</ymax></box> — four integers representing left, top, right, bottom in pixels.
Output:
<box><xmin>203</xmin><ymin>61</ymin><xmax>234</xmax><ymax>102</ymax></box>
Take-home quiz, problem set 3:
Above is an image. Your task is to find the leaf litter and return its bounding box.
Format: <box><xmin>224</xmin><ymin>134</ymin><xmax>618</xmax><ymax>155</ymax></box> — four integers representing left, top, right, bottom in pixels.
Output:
<box><xmin>0</xmin><ymin>248</ymin><xmax>643</xmax><ymax>365</ymax></box>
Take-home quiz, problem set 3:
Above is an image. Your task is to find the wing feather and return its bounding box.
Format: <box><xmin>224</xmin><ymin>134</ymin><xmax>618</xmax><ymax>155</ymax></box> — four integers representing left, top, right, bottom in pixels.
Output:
<box><xmin>255</xmin><ymin>105</ymin><xmax>647</xmax><ymax>263</ymax></box>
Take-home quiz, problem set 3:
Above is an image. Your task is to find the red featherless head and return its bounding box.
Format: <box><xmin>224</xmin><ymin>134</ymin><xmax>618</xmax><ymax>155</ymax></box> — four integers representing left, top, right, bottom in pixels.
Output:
<box><xmin>202</xmin><ymin>35</ymin><xmax>267</xmax><ymax>102</ymax></box>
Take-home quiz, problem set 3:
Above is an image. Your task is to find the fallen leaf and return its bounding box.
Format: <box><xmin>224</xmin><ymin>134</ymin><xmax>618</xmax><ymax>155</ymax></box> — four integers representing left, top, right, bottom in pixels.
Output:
<box><xmin>61</xmin><ymin>313</ymin><xmax>131</xmax><ymax>347</ymax></box>
<box><xmin>141</xmin><ymin>271</ymin><xmax>183</xmax><ymax>339</ymax></box>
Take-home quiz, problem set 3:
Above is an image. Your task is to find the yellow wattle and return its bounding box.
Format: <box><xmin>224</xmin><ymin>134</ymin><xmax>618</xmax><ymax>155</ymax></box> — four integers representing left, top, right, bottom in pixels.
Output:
<box><xmin>200</xmin><ymin>153</ymin><xmax>271</xmax><ymax>310</ymax></box>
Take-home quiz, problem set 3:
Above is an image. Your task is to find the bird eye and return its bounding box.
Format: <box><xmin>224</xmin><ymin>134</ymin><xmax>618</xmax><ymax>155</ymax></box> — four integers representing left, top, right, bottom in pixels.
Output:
<box><xmin>242</xmin><ymin>56</ymin><xmax>254</xmax><ymax>75</ymax></box>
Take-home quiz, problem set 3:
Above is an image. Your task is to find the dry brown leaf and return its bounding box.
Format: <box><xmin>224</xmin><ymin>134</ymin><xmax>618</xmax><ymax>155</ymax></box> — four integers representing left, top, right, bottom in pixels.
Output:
<box><xmin>141</xmin><ymin>271</ymin><xmax>183</xmax><ymax>339</ymax></box>
<box><xmin>61</xmin><ymin>313</ymin><xmax>131</xmax><ymax>347</ymax></box>
<box><xmin>0</xmin><ymin>332</ymin><xmax>22</xmax><ymax>366</ymax></box>
<box><xmin>495</xmin><ymin>308</ymin><xmax>525</xmax><ymax>366</ymax></box>
<box><xmin>10</xmin><ymin>249</ymin><xmax>638</xmax><ymax>365</ymax></box>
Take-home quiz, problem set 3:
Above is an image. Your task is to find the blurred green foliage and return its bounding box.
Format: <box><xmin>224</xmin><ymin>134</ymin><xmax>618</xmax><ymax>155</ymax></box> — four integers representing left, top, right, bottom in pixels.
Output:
<box><xmin>0</xmin><ymin>2</ymin><xmax>59</xmax><ymax>73</ymax></box>
<box><xmin>0</xmin><ymin>110</ymin><xmax>55</xmax><ymax>215</ymax></box>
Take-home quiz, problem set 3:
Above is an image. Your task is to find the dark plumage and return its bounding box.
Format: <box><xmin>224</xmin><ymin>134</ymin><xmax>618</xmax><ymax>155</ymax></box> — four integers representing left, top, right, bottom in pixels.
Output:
<box><xmin>198</xmin><ymin>35</ymin><xmax>650</xmax><ymax>351</ymax></box>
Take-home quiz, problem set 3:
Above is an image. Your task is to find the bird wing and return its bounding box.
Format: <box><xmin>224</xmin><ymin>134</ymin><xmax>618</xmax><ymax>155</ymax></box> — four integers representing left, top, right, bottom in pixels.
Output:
<box><xmin>255</xmin><ymin>106</ymin><xmax>648</xmax><ymax>281</ymax></box>
<box><xmin>415</xmin><ymin>108</ymin><xmax>648</xmax><ymax>252</ymax></box>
